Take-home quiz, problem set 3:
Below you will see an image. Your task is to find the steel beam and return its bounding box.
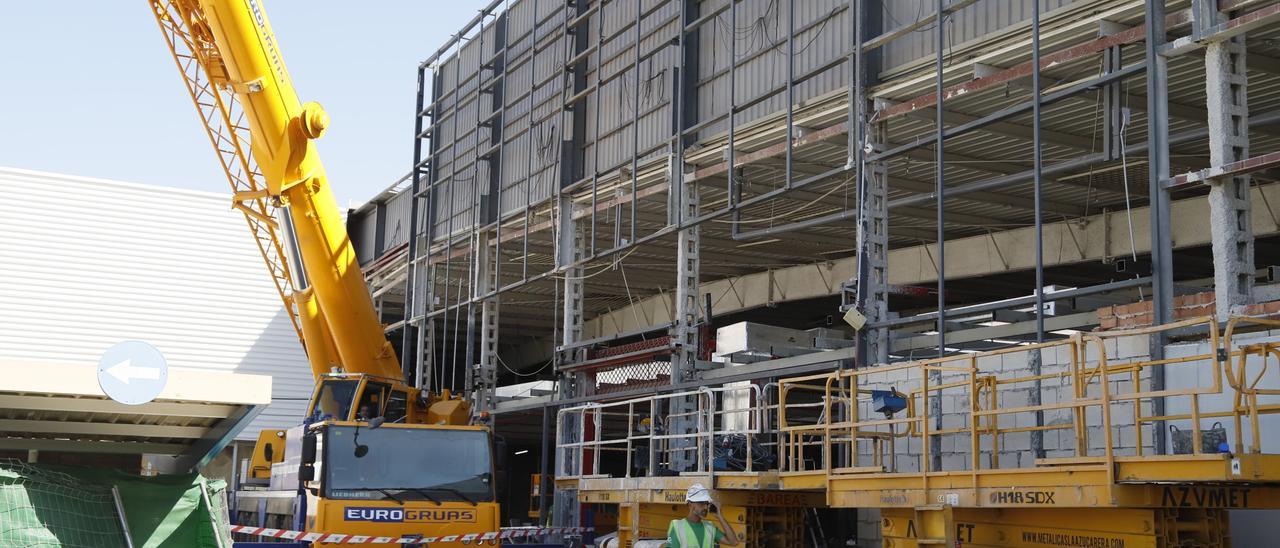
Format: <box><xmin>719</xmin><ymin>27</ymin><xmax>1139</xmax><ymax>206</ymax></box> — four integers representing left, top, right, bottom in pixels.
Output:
<box><xmin>892</xmin><ymin>311</ymin><xmax>1098</xmax><ymax>353</ymax></box>
<box><xmin>874</xmin><ymin>19</ymin><xmax>1175</xmax><ymax>122</ymax></box>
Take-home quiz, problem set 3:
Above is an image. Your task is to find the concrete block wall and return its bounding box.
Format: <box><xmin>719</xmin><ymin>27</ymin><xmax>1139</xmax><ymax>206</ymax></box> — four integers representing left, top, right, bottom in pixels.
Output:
<box><xmin>855</xmin><ymin>508</ymin><xmax>882</xmax><ymax>547</ymax></box>
<box><xmin>1164</xmin><ymin>328</ymin><xmax>1280</xmax><ymax>545</ymax></box>
<box><xmin>847</xmin><ymin>335</ymin><xmax>1155</xmax><ymax>474</ymax></box>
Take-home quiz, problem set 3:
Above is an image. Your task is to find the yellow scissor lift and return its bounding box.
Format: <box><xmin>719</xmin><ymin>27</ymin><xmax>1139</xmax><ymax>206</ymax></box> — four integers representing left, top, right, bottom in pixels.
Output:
<box><xmin>556</xmin><ymin>385</ymin><xmax>822</xmax><ymax>546</ymax></box>
<box><xmin>778</xmin><ymin>316</ymin><xmax>1280</xmax><ymax>547</ymax></box>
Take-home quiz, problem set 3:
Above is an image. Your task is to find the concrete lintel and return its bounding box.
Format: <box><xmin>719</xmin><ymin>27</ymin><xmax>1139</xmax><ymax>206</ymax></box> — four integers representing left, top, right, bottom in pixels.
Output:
<box><xmin>1166</xmin><ymin>151</ymin><xmax>1280</xmax><ymax>189</ymax></box>
<box><xmin>1098</xmin><ymin>20</ymin><xmax>1132</xmax><ymax>36</ymax></box>
<box><xmin>583</xmin><ymin>183</ymin><xmax>1280</xmax><ymax>340</ymax></box>
<box><xmin>0</xmin><ymin>419</ymin><xmax>209</xmax><ymax>439</ymax></box>
<box><xmin>1162</xmin><ymin>3</ymin><xmax>1280</xmax><ymax>57</ymax></box>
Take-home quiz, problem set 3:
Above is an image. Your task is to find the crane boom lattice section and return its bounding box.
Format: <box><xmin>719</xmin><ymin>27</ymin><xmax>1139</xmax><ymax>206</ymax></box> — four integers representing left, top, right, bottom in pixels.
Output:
<box><xmin>147</xmin><ymin>0</ymin><xmax>303</xmax><ymax>344</ymax></box>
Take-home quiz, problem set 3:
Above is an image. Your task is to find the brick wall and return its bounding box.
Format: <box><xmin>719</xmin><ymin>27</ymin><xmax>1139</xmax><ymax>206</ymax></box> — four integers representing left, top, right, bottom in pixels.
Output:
<box><xmin>1097</xmin><ymin>292</ymin><xmax>1280</xmax><ymax>329</ymax></box>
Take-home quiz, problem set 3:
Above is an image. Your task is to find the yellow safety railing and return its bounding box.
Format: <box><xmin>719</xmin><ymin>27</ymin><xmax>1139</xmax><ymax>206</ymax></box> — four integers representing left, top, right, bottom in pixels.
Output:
<box><xmin>777</xmin><ymin>315</ymin><xmax>1280</xmax><ymax>486</ymax></box>
<box><xmin>1223</xmin><ymin>316</ymin><xmax>1280</xmax><ymax>454</ymax></box>
<box><xmin>779</xmin><ymin>337</ymin><xmax>1085</xmax><ymax>481</ymax></box>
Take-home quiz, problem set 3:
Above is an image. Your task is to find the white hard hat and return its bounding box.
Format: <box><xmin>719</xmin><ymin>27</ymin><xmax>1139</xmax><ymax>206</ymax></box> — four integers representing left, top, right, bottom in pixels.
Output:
<box><xmin>686</xmin><ymin>483</ymin><xmax>712</xmax><ymax>503</ymax></box>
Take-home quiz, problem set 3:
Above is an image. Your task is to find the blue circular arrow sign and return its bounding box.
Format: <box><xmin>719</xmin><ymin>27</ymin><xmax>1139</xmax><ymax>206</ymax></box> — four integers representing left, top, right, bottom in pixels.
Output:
<box><xmin>97</xmin><ymin>341</ymin><xmax>169</xmax><ymax>406</ymax></box>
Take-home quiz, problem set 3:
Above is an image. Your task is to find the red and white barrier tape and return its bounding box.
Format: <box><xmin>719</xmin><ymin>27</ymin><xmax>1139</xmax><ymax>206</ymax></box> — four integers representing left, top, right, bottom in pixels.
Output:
<box><xmin>229</xmin><ymin>524</ymin><xmax>592</xmax><ymax>544</ymax></box>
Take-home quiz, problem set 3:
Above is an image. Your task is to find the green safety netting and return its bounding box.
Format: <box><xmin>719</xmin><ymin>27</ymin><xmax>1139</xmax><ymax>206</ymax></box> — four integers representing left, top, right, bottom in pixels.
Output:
<box><xmin>0</xmin><ymin>459</ymin><xmax>233</xmax><ymax>548</ymax></box>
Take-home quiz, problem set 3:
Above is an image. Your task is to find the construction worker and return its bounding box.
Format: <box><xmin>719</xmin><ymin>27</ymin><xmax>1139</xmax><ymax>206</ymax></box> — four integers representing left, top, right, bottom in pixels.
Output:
<box><xmin>666</xmin><ymin>484</ymin><xmax>740</xmax><ymax>547</ymax></box>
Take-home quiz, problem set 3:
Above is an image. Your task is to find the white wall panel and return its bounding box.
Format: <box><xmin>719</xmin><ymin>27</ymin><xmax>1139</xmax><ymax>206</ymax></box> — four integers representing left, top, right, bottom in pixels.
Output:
<box><xmin>0</xmin><ymin>167</ymin><xmax>313</xmax><ymax>440</ymax></box>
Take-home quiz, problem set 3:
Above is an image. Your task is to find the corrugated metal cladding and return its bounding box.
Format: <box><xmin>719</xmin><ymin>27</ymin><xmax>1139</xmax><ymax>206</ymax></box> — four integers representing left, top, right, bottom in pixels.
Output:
<box><xmin>496</xmin><ymin>0</ymin><xmax>566</xmax><ymax>218</ymax></box>
<box><xmin>878</xmin><ymin>0</ymin><xmax>1076</xmax><ymax>73</ymax></box>
<box><xmin>349</xmin><ymin>183</ymin><xmax>421</xmax><ymax>266</ymax></box>
<box><xmin>422</xmin><ymin>0</ymin><xmax>854</xmax><ymax>243</ymax></box>
<box><xmin>414</xmin><ymin>0</ymin><xmax>1073</xmax><ymax>244</ymax></box>
<box><xmin>692</xmin><ymin>0</ymin><xmax>851</xmax><ymax>142</ymax></box>
<box><xmin>587</xmin><ymin>0</ymin><xmax>679</xmax><ymax>175</ymax></box>
<box><xmin>351</xmin><ymin>202</ymin><xmax>380</xmax><ymax>265</ymax></box>
<box><xmin>383</xmin><ymin>189</ymin><xmax>416</xmax><ymax>250</ymax></box>
<box><xmin>0</xmin><ymin>167</ymin><xmax>313</xmax><ymax>440</ymax></box>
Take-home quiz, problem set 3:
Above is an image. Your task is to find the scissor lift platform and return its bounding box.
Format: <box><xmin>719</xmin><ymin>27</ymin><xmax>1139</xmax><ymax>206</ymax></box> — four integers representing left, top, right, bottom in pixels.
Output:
<box><xmin>567</xmin><ymin>471</ymin><xmax>824</xmax><ymax>505</ymax></box>
<box><xmin>776</xmin><ymin>316</ymin><xmax>1280</xmax><ymax>546</ymax></box>
<box><xmin>557</xmin><ymin>387</ymin><xmax>820</xmax><ymax>546</ymax></box>
<box><xmin>782</xmin><ymin>453</ymin><xmax>1280</xmax><ymax>508</ymax></box>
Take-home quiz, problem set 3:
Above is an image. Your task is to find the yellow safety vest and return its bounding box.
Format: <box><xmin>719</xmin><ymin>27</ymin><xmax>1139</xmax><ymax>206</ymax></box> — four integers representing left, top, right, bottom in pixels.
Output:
<box><xmin>669</xmin><ymin>518</ymin><xmax>716</xmax><ymax>548</ymax></box>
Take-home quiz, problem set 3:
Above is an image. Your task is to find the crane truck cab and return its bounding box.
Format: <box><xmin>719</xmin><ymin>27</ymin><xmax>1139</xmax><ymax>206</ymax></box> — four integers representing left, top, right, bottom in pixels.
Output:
<box><xmin>241</xmin><ymin>373</ymin><xmax>502</xmax><ymax>546</ymax></box>
<box><xmin>300</xmin><ymin>375</ymin><xmax>502</xmax><ymax>544</ymax></box>
<box><xmin>298</xmin><ymin>420</ymin><xmax>499</xmax><ymax>544</ymax></box>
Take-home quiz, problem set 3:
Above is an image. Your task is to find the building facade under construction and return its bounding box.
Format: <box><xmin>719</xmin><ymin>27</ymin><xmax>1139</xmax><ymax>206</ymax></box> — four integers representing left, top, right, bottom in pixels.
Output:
<box><xmin>346</xmin><ymin>0</ymin><xmax>1280</xmax><ymax>544</ymax></box>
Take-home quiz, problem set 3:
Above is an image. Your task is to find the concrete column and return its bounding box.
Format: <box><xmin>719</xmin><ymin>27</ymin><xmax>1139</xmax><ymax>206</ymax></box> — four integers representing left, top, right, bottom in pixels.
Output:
<box><xmin>419</xmin><ymin>264</ymin><xmax>437</xmax><ymax>391</ymax></box>
<box><xmin>673</xmin><ymin>169</ymin><xmax>701</xmax><ymax>382</ymax></box>
<box><xmin>472</xmin><ymin>233</ymin><xmax>499</xmax><ymax>415</ymax></box>
<box><xmin>559</xmin><ymin>196</ymin><xmax>585</xmax><ymax>350</ymax></box>
<box><xmin>553</xmin><ymin>193</ymin><xmax>584</xmax><ymax>531</ymax></box>
<box><xmin>670</xmin><ymin>163</ymin><xmax>701</xmax><ymax>472</ymax></box>
<box><xmin>1205</xmin><ymin>31</ymin><xmax>1254</xmax><ymax>318</ymax></box>
<box><xmin>862</xmin><ymin>121</ymin><xmax>891</xmax><ymax>365</ymax></box>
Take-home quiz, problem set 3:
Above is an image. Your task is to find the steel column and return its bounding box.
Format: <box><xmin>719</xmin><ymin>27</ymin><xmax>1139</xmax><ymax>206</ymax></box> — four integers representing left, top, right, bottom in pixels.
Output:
<box><xmin>668</xmin><ymin>0</ymin><xmax>702</xmax><ymax>473</ymax></box>
<box><xmin>1030</xmin><ymin>0</ymin><xmax>1046</xmax><ymax>461</ymax></box>
<box><xmin>1144</xmin><ymin>0</ymin><xmax>1174</xmax><ymax>455</ymax></box>
<box><xmin>465</xmin><ymin>13</ymin><xmax>491</xmax><ymax>387</ymax></box>
<box><xmin>474</xmin><ymin>233</ymin><xmax>500</xmax><ymax>415</ymax></box>
<box><xmin>931</xmin><ymin>0</ymin><xmax>947</xmax><ymax>473</ymax></box>
<box><xmin>405</xmin><ymin>66</ymin><xmax>428</xmax><ymax>388</ymax></box>
<box><xmin>847</xmin><ymin>0</ymin><xmax>889</xmax><ymax>367</ymax></box>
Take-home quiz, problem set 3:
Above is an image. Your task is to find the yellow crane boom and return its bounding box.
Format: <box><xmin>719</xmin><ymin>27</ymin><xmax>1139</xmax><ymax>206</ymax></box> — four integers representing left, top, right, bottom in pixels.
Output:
<box><xmin>149</xmin><ymin>0</ymin><xmax>400</xmax><ymax>382</ymax></box>
<box><xmin>147</xmin><ymin>2</ymin><xmax>498</xmax><ymax>546</ymax></box>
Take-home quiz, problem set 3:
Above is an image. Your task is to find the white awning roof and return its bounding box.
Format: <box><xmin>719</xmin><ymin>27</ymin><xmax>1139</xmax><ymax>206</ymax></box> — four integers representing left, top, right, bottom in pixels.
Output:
<box><xmin>0</xmin><ymin>360</ymin><xmax>271</xmax><ymax>470</ymax></box>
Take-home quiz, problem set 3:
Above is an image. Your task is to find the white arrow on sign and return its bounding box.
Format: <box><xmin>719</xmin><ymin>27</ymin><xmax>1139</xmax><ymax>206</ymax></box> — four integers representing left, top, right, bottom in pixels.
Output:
<box><xmin>104</xmin><ymin>358</ymin><xmax>162</xmax><ymax>385</ymax></box>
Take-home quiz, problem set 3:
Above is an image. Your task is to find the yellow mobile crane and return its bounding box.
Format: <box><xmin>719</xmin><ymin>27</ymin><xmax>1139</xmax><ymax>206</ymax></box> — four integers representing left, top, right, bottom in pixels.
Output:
<box><xmin>147</xmin><ymin>0</ymin><xmax>500</xmax><ymax>544</ymax></box>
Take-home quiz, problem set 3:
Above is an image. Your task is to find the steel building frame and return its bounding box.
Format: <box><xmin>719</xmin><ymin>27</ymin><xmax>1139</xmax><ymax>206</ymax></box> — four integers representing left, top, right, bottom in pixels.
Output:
<box><xmin>344</xmin><ymin>0</ymin><xmax>1280</xmax><ymax>477</ymax></box>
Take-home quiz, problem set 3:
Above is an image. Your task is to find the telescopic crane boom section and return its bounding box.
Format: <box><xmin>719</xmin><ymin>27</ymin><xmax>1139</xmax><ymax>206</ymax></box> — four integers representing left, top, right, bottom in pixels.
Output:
<box><xmin>150</xmin><ymin>0</ymin><xmax>399</xmax><ymax>382</ymax></box>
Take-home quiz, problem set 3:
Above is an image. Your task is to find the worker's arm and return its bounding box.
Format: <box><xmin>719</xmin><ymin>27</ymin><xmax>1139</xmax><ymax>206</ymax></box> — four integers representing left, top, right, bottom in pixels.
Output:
<box><xmin>713</xmin><ymin>512</ymin><xmax>740</xmax><ymax>546</ymax></box>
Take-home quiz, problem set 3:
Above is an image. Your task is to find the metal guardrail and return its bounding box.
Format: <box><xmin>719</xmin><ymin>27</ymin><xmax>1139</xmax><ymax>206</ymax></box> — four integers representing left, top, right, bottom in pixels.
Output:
<box><xmin>551</xmin><ymin>314</ymin><xmax>1280</xmax><ymax>496</ymax></box>
<box><xmin>555</xmin><ymin>385</ymin><xmax>772</xmax><ymax>479</ymax></box>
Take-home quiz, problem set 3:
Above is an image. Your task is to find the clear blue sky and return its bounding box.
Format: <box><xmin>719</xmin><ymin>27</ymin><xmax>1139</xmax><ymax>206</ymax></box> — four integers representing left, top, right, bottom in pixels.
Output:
<box><xmin>0</xmin><ymin>1</ymin><xmax>485</xmax><ymax>206</ymax></box>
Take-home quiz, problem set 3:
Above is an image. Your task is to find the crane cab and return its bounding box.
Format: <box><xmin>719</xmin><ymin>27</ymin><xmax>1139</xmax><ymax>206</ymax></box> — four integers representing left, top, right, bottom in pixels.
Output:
<box><xmin>306</xmin><ymin>373</ymin><xmax>473</xmax><ymax>426</ymax></box>
<box><xmin>307</xmin><ymin>373</ymin><xmax>411</xmax><ymax>424</ymax></box>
